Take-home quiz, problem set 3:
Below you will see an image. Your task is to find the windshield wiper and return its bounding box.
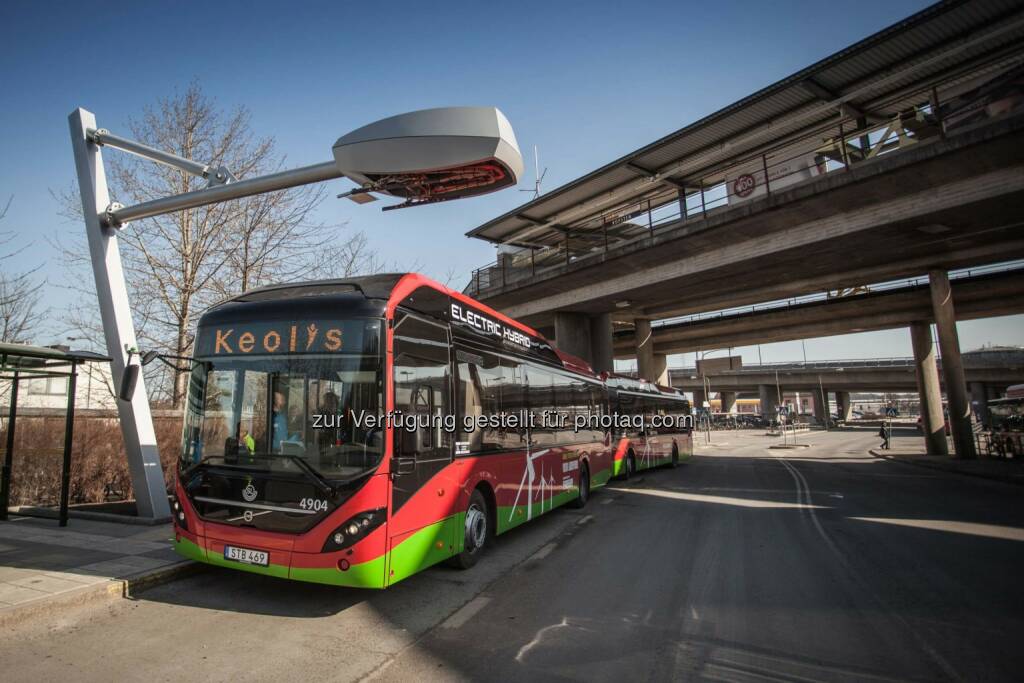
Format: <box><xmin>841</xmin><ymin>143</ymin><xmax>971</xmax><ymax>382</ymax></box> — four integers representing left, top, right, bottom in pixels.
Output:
<box><xmin>182</xmin><ymin>454</ymin><xmax>257</xmax><ymax>478</ymax></box>
<box><xmin>278</xmin><ymin>453</ymin><xmax>337</xmax><ymax>498</ymax></box>
<box><xmin>184</xmin><ymin>452</ymin><xmax>344</xmax><ymax>498</ymax></box>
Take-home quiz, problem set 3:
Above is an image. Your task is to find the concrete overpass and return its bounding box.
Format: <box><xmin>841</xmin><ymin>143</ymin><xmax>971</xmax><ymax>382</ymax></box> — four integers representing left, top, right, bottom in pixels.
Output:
<box><xmin>470</xmin><ymin>119</ymin><xmax>1024</xmax><ymax>330</ymax></box>
<box><xmin>462</xmin><ymin>2</ymin><xmax>1024</xmax><ymax>459</ymax></box>
<box><xmin>612</xmin><ymin>266</ymin><xmax>1024</xmax><ymax>357</ymax></box>
<box><xmin>669</xmin><ymin>347</ymin><xmax>1024</xmax><ymax>424</ymax></box>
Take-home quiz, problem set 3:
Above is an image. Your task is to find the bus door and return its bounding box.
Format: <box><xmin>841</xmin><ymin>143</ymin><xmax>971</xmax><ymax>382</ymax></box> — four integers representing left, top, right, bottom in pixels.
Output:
<box><xmin>387</xmin><ymin>311</ymin><xmax>455</xmax><ymax>582</ymax></box>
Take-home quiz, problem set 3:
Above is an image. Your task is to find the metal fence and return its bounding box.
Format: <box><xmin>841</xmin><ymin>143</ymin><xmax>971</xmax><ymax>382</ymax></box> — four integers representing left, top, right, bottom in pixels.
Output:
<box><xmin>465</xmin><ymin>65</ymin><xmax>1022</xmax><ymax>297</ymax></box>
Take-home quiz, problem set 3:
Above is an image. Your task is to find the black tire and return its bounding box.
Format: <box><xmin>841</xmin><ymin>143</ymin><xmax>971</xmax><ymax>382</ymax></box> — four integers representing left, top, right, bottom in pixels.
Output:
<box><xmin>452</xmin><ymin>488</ymin><xmax>490</xmax><ymax>570</ymax></box>
<box><xmin>570</xmin><ymin>463</ymin><xmax>590</xmax><ymax>509</ymax></box>
<box><xmin>670</xmin><ymin>443</ymin><xmax>679</xmax><ymax>468</ymax></box>
<box><xmin>621</xmin><ymin>451</ymin><xmax>635</xmax><ymax>480</ymax></box>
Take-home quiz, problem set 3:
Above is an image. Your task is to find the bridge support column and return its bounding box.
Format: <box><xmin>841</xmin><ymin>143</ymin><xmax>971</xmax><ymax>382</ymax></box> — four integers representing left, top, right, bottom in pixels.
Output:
<box><xmin>693</xmin><ymin>388</ymin><xmax>707</xmax><ymax>410</ymax></box>
<box><xmin>910</xmin><ymin>321</ymin><xmax>948</xmax><ymax>456</ymax></box>
<box><xmin>720</xmin><ymin>391</ymin><xmax>737</xmax><ymax>414</ymax></box>
<box><xmin>836</xmin><ymin>391</ymin><xmax>853</xmax><ymax>421</ymax></box>
<box><xmin>554</xmin><ymin>312</ymin><xmax>614</xmax><ymax>374</ymax></box>
<box><xmin>635</xmin><ymin>319</ymin><xmax>668</xmax><ymax>384</ymax></box>
<box><xmin>554</xmin><ymin>312</ymin><xmax>592</xmax><ymax>364</ymax></box>
<box><xmin>589</xmin><ymin>313</ymin><xmax>613</xmax><ymax>375</ymax></box>
<box><xmin>759</xmin><ymin>384</ymin><xmax>778</xmax><ymax>419</ymax></box>
<box><xmin>969</xmin><ymin>382</ymin><xmax>990</xmax><ymax>427</ymax></box>
<box><xmin>929</xmin><ymin>271</ymin><xmax>976</xmax><ymax>459</ymax></box>
<box><xmin>813</xmin><ymin>388</ymin><xmax>829</xmax><ymax>424</ymax></box>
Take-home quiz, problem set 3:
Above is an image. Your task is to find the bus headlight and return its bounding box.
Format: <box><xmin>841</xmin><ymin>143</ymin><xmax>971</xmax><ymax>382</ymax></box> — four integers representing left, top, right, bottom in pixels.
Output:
<box><xmin>322</xmin><ymin>508</ymin><xmax>386</xmax><ymax>552</ymax></box>
<box><xmin>172</xmin><ymin>495</ymin><xmax>188</xmax><ymax>532</ymax></box>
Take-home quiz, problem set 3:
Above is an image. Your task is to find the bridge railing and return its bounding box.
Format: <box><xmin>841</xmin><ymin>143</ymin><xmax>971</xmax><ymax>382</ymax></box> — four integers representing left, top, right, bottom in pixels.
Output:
<box><xmin>465</xmin><ymin>65</ymin><xmax>1024</xmax><ymax>297</ymax></box>
<box><xmin>670</xmin><ymin>358</ymin><xmax>919</xmax><ymax>375</ymax></box>
<box><xmin>651</xmin><ymin>260</ymin><xmax>1024</xmax><ymax>328</ymax></box>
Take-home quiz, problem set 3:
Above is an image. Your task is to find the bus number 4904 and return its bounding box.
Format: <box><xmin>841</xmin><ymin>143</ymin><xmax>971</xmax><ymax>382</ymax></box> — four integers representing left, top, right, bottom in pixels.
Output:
<box><xmin>300</xmin><ymin>498</ymin><xmax>328</xmax><ymax>512</ymax></box>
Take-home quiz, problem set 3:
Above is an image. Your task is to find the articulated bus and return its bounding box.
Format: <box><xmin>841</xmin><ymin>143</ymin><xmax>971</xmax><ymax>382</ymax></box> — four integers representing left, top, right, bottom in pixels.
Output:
<box><xmin>172</xmin><ymin>274</ymin><xmax>691</xmax><ymax>588</ymax></box>
<box><xmin>987</xmin><ymin>384</ymin><xmax>1024</xmax><ymax>458</ymax></box>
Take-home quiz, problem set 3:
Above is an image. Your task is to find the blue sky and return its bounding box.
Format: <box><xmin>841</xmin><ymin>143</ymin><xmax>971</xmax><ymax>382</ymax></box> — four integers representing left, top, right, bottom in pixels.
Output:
<box><xmin>1</xmin><ymin>0</ymin><xmax>1020</xmax><ymax>365</ymax></box>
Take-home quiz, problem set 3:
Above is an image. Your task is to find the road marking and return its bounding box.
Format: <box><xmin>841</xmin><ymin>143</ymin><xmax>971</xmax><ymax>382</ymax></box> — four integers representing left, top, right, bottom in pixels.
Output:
<box><xmin>771</xmin><ymin>453</ymin><xmax>963</xmax><ymax>681</ymax></box>
<box><xmin>515</xmin><ymin>617</ymin><xmax>570</xmax><ymax>663</ymax></box>
<box><xmin>600</xmin><ymin>497</ymin><xmax>615</xmax><ymax>505</ymax></box>
<box><xmin>529</xmin><ymin>543</ymin><xmax>557</xmax><ymax>561</ymax></box>
<box><xmin>576</xmin><ymin>514</ymin><xmax>594</xmax><ymax>525</ymax></box>
<box><xmin>441</xmin><ymin>596</ymin><xmax>491</xmax><ymax>629</ymax></box>
<box><xmin>616</xmin><ymin>487</ymin><xmax>827</xmax><ymax>509</ymax></box>
<box><xmin>849</xmin><ymin>517</ymin><xmax>1024</xmax><ymax>542</ymax></box>
<box><xmin>690</xmin><ymin>606</ymin><xmax>699</xmax><ymax>620</ymax></box>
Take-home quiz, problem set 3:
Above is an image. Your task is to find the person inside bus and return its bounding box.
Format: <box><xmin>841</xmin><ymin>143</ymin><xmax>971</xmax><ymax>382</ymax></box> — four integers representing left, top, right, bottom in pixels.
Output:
<box><xmin>240</xmin><ymin>425</ymin><xmax>256</xmax><ymax>457</ymax></box>
<box><xmin>271</xmin><ymin>390</ymin><xmax>289</xmax><ymax>451</ymax></box>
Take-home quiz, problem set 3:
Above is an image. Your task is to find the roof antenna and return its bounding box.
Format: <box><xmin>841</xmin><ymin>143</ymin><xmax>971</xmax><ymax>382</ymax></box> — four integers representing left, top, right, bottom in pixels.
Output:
<box><xmin>519</xmin><ymin>145</ymin><xmax>547</xmax><ymax>200</ymax></box>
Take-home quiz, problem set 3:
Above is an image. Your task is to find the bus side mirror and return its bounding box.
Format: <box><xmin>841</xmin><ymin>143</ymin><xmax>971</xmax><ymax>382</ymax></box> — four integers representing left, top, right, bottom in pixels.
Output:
<box><xmin>119</xmin><ymin>364</ymin><xmax>140</xmax><ymax>401</ymax></box>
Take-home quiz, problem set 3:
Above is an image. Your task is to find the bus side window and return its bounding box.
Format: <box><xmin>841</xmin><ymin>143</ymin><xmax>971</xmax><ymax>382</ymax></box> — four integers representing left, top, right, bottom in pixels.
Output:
<box><xmin>392</xmin><ymin>314</ymin><xmax>449</xmax><ymax>461</ymax></box>
<box><xmin>391</xmin><ymin>311</ymin><xmax>451</xmax><ymax>513</ymax></box>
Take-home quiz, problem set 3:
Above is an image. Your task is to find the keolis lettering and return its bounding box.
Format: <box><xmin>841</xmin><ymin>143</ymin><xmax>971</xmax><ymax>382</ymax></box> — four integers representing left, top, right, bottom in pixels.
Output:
<box><xmin>213</xmin><ymin>323</ymin><xmax>344</xmax><ymax>354</ymax></box>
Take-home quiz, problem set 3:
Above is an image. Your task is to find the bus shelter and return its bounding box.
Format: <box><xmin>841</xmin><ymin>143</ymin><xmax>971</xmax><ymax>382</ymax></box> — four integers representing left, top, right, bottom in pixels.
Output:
<box><xmin>0</xmin><ymin>343</ymin><xmax>111</xmax><ymax>526</ymax></box>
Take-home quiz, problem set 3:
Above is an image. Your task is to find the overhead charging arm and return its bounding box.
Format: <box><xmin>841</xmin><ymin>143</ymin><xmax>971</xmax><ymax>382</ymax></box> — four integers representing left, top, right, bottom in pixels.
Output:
<box><xmin>87</xmin><ymin>127</ymin><xmax>236</xmax><ymax>187</ymax></box>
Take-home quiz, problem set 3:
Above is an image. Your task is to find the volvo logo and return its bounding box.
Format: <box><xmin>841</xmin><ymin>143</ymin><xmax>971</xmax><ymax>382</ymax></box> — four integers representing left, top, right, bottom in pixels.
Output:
<box><xmin>243</xmin><ymin>510</ymin><xmax>254</xmax><ymax>523</ymax></box>
<box><xmin>242</xmin><ymin>483</ymin><xmax>258</xmax><ymax>502</ymax></box>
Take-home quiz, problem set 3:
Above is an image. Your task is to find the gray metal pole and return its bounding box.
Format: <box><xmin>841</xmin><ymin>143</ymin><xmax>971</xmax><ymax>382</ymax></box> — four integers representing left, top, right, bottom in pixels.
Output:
<box><xmin>108</xmin><ymin>161</ymin><xmax>341</xmax><ymax>227</ymax></box>
<box><xmin>1</xmin><ymin>369</ymin><xmax>18</xmax><ymax>521</ymax></box>
<box><xmin>59</xmin><ymin>368</ymin><xmax>78</xmax><ymax>527</ymax></box>
<box><xmin>88</xmin><ymin>128</ymin><xmax>210</xmax><ymax>179</ymax></box>
<box><xmin>68</xmin><ymin>109</ymin><xmax>170</xmax><ymax>520</ymax></box>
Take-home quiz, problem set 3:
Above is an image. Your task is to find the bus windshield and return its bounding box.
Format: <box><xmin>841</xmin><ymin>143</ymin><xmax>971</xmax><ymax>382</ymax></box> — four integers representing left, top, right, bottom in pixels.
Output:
<box><xmin>180</xmin><ymin>351</ymin><xmax>384</xmax><ymax>482</ymax></box>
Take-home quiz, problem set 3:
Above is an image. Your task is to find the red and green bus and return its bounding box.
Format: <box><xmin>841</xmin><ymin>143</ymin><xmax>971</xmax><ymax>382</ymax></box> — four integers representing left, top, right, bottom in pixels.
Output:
<box><xmin>171</xmin><ymin>274</ymin><xmax>691</xmax><ymax>588</ymax></box>
<box><xmin>606</xmin><ymin>375</ymin><xmax>694</xmax><ymax>479</ymax></box>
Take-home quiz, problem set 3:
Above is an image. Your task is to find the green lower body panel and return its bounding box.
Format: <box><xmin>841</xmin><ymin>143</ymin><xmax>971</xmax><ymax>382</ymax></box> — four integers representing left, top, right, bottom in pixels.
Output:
<box><xmin>173</xmin><ymin>536</ymin><xmax>207</xmax><ymax>562</ymax></box>
<box><xmin>592</xmin><ymin>466</ymin><xmax>613</xmax><ymax>488</ymax></box>
<box><xmin>290</xmin><ymin>556</ymin><xmax>387</xmax><ymax>588</ymax></box>
<box><xmin>174</xmin><ymin>519</ymin><xmax>468</xmax><ymax>589</ymax></box>
<box><xmin>177</xmin><ymin>536</ymin><xmax>290</xmax><ymax>580</ymax></box>
<box><xmin>497</xmin><ymin>487</ymin><xmax>580</xmax><ymax>534</ymax></box>
<box><xmin>386</xmin><ymin>514</ymin><xmax>461</xmax><ymax>586</ymax></box>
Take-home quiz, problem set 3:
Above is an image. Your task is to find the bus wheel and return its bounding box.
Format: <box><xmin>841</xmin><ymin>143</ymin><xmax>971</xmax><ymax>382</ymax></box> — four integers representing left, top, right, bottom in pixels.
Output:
<box><xmin>622</xmin><ymin>452</ymin><xmax>635</xmax><ymax>480</ymax></box>
<box><xmin>452</xmin><ymin>489</ymin><xmax>490</xmax><ymax>570</ymax></box>
<box><xmin>571</xmin><ymin>463</ymin><xmax>590</xmax><ymax>508</ymax></box>
<box><xmin>670</xmin><ymin>444</ymin><xmax>679</xmax><ymax>468</ymax></box>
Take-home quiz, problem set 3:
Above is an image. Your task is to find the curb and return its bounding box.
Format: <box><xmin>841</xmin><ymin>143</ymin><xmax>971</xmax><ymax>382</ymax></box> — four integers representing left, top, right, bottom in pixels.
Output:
<box><xmin>9</xmin><ymin>505</ymin><xmax>172</xmax><ymax>526</ymax></box>
<box><xmin>0</xmin><ymin>560</ymin><xmax>205</xmax><ymax>630</ymax></box>
<box><xmin>868</xmin><ymin>449</ymin><xmax>1024</xmax><ymax>487</ymax></box>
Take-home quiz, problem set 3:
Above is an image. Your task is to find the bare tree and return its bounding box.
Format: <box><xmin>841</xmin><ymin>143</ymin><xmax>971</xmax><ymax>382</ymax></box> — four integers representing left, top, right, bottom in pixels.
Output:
<box><xmin>0</xmin><ymin>197</ymin><xmax>46</xmax><ymax>344</ymax></box>
<box><xmin>54</xmin><ymin>83</ymin><xmax>389</xmax><ymax>406</ymax></box>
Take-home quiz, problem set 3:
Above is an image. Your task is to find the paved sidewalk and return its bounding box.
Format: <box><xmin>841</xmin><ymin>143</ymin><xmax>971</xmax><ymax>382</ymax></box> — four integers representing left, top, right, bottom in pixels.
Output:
<box><xmin>869</xmin><ymin>447</ymin><xmax>1024</xmax><ymax>486</ymax></box>
<box><xmin>0</xmin><ymin>515</ymin><xmax>196</xmax><ymax>626</ymax></box>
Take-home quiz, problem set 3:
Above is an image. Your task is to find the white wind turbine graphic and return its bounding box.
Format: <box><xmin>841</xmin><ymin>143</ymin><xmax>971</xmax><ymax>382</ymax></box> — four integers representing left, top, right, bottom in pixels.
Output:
<box><xmin>510</xmin><ymin>448</ymin><xmax>550</xmax><ymax>523</ymax></box>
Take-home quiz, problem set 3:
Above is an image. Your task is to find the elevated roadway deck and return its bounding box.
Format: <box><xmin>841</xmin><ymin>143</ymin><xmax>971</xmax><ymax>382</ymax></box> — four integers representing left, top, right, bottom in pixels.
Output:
<box><xmin>612</xmin><ymin>267</ymin><xmax>1024</xmax><ymax>357</ymax></box>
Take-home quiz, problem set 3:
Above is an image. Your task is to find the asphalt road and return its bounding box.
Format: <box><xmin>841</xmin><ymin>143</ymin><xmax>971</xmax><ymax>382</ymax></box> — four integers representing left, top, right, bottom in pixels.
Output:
<box><xmin>3</xmin><ymin>427</ymin><xmax>1023</xmax><ymax>682</ymax></box>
